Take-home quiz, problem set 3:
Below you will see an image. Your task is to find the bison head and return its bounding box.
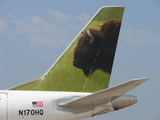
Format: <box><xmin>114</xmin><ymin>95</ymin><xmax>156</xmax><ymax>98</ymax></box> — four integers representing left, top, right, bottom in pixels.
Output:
<box><xmin>73</xmin><ymin>29</ymin><xmax>103</xmax><ymax>76</ymax></box>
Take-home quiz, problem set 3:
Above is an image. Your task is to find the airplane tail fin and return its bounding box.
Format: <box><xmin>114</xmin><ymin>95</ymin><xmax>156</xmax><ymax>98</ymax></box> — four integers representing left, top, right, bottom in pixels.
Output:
<box><xmin>10</xmin><ymin>6</ymin><xmax>125</xmax><ymax>92</ymax></box>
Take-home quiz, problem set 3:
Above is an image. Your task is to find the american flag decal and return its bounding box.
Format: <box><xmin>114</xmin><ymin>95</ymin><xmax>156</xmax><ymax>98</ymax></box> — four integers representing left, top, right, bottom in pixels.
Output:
<box><xmin>32</xmin><ymin>101</ymin><xmax>43</xmax><ymax>107</ymax></box>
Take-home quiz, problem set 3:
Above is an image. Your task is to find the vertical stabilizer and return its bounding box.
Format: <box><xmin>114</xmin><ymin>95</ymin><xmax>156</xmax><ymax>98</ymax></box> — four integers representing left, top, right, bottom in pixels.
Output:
<box><xmin>10</xmin><ymin>6</ymin><xmax>124</xmax><ymax>92</ymax></box>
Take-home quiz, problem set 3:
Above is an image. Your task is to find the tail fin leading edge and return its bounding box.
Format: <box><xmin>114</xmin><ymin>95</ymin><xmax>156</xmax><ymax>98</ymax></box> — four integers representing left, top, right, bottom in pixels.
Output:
<box><xmin>10</xmin><ymin>6</ymin><xmax>125</xmax><ymax>92</ymax></box>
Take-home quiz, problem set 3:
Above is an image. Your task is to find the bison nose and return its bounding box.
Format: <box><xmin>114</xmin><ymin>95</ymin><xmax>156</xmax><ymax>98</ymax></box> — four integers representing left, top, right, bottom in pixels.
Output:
<box><xmin>73</xmin><ymin>61</ymin><xmax>76</xmax><ymax>66</ymax></box>
<box><xmin>73</xmin><ymin>60</ymin><xmax>78</xmax><ymax>66</ymax></box>
<box><xmin>73</xmin><ymin>60</ymin><xmax>82</xmax><ymax>68</ymax></box>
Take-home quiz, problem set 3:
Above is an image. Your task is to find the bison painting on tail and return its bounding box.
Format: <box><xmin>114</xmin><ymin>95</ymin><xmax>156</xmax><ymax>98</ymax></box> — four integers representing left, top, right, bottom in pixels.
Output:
<box><xmin>11</xmin><ymin>7</ymin><xmax>124</xmax><ymax>92</ymax></box>
<box><xmin>73</xmin><ymin>20</ymin><xmax>121</xmax><ymax>76</ymax></box>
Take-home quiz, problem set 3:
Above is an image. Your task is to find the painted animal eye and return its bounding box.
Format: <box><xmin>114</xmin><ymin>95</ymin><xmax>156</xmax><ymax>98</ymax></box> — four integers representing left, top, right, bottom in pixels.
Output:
<box><xmin>81</xmin><ymin>47</ymin><xmax>85</xmax><ymax>52</ymax></box>
<box><xmin>85</xmin><ymin>38</ymin><xmax>89</xmax><ymax>41</ymax></box>
<box><xmin>81</xmin><ymin>46</ymin><xmax>87</xmax><ymax>52</ymax></box>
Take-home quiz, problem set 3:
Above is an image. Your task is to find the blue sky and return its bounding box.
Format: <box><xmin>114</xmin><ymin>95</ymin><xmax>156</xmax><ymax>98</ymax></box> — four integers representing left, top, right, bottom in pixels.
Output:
<box><xmin>0</xmin><ymin>0</ymin><xmax>160</xmax><ymax>120</ymax></box>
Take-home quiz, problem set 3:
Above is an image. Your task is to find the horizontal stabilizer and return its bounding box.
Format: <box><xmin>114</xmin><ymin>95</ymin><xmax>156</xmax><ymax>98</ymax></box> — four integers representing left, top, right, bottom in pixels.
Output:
<box><xmin>58</xmin><ymin>78</ymin><xmax>149</xmax><ymax>108</ymax></box>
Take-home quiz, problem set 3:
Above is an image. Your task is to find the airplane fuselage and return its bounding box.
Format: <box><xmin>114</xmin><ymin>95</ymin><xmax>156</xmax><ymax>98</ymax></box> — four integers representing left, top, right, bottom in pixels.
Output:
<box><xmin>0</xmin><ymin>90</ymin><xmax>115</xmax><ymax>120</ymax></box>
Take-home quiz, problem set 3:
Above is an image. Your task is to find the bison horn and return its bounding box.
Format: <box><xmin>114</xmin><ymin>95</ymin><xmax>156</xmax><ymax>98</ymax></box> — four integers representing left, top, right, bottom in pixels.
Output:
<box><xmin>87</xmin><ymin>30</ymin><xmax>94</xmax><ymax>44</ymax></box>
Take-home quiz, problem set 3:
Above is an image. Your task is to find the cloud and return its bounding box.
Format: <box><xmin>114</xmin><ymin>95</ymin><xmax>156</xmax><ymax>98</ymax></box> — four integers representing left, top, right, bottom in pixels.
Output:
<box><xmin>2</xmin><ymin>10</ymin><xmax>90</xmax><ymax>48</ymax></box>
<box><xmin>76</xmin><ymin>13</ymin><xmax>90</xmax><ymax>23</ymax></box>
<box><xmin>2</xmin><ymin>11</ymin><xmax>160</xmax><ymax>50</ymax></box>
<box><xmin>121</xmin><ymin>22</ymin><xmax>160</xmax><ymax>47</ymax></box>
<box><xmin>46</xmin><ymin>10</ymin><xmax>73</xmax><ymax>24</ymax></box>
<box><xmin>0</xmin><ymin>20</ymin><xmax>8</xmax><ymax>34</ymax></box>
<box><xmin>11</xmin><ymin>16</ymin><xmax>59</xmax><ymax>47</ymax></box>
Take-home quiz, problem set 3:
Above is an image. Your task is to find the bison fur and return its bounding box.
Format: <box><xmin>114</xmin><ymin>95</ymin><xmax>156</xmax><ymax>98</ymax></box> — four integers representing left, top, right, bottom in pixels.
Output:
<box><xmin>73</xmin><ymin>20</ymin><xmax>121</xmax><ymax>76</ymax></box>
